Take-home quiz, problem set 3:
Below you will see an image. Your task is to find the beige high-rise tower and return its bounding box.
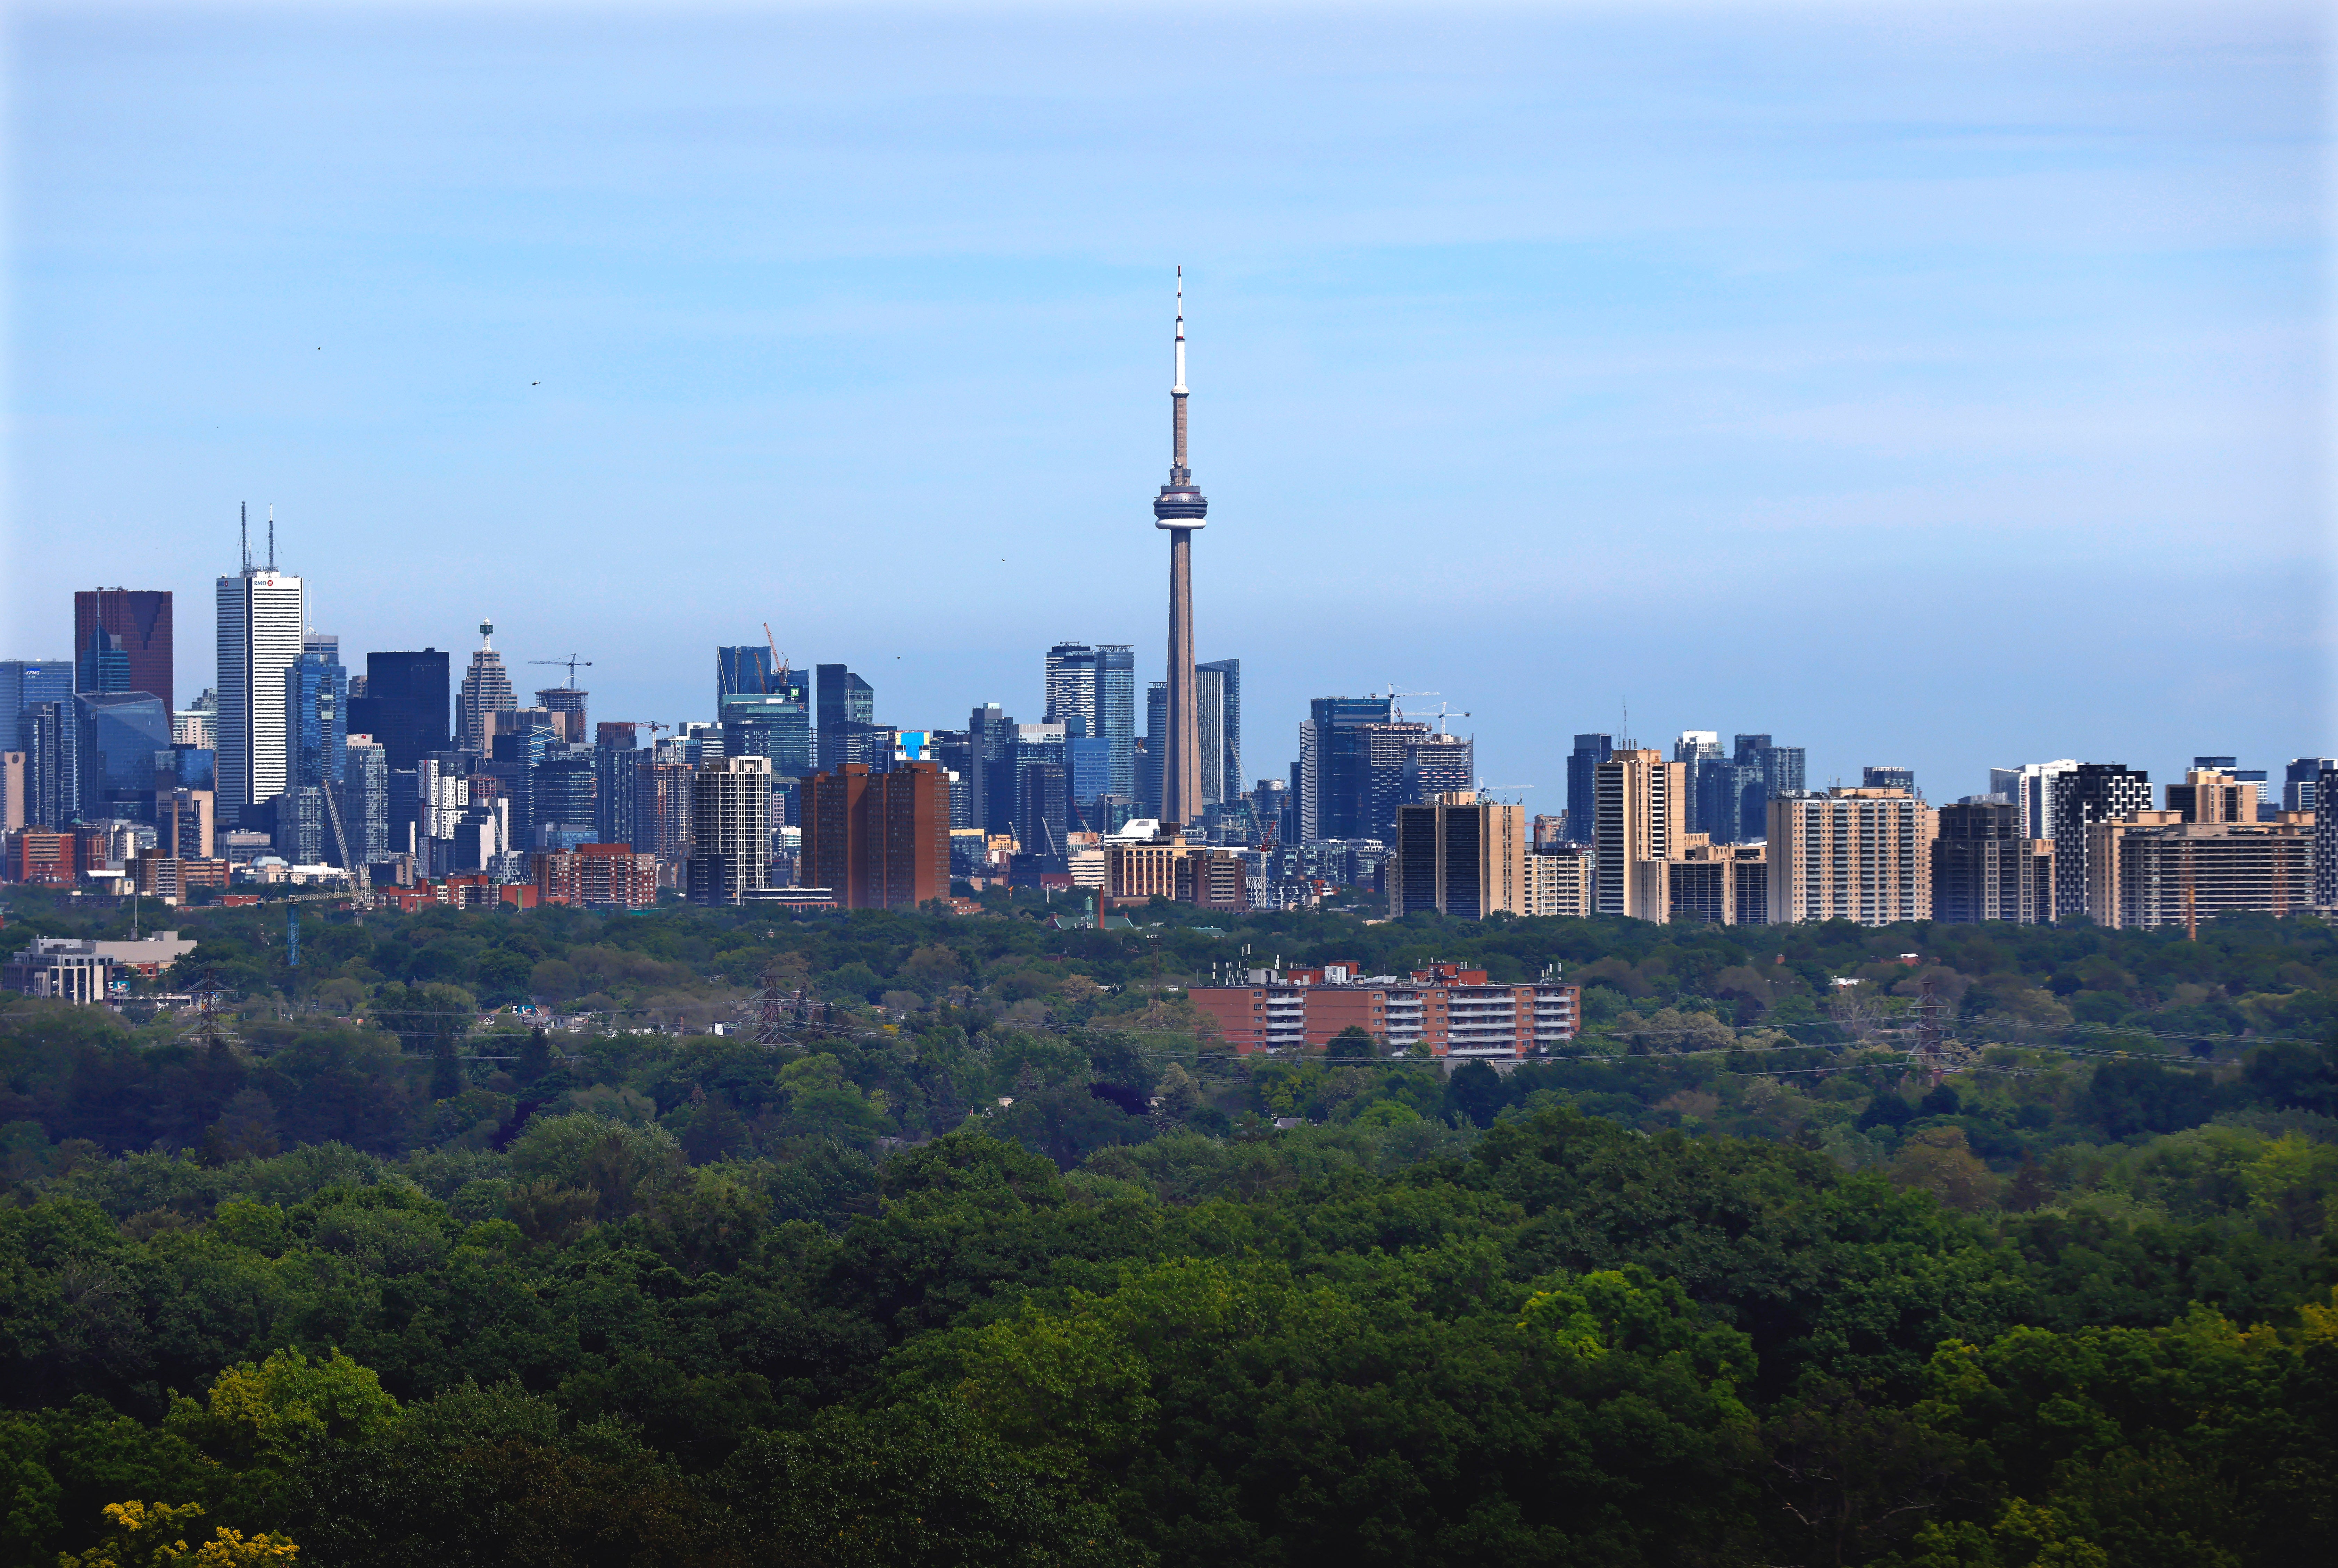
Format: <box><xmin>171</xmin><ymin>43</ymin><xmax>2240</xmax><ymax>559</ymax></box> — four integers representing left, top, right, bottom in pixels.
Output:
<box><xmin>1593</xmin><ymin>748</ymin><xmax>1686</xmax><ymax>918</ymax></box>
<box><xmin>1154</xmin><ymin>270</ymin><xmax>1208</xmax><ymax>826</ymax></box>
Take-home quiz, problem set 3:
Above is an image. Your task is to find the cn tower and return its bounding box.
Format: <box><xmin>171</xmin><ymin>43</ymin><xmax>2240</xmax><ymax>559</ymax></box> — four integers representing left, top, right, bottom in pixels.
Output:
<box><xmin>1154</xmin><ymin>268</ymin><xmax>1208</xmax><ymax>826</ymax></box>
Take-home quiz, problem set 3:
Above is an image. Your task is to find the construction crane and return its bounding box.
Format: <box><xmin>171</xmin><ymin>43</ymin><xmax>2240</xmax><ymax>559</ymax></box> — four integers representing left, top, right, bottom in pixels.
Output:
<box><xmin>529</xmin><ymin>654</ymin><xmax>593</xmax><ymax>687</ymax></box>
<box><xmin>1381</xmin><ymin>685</ymin><xmax>1438</xmax><ymax>722</ymax></box>
<box><xmin>321</xmin><ymin>781</ymin><xmax>371</xmax><ymax>898</ymax></box>
<box><xmin>763</xmin><ymin>623</ymin><xmax>792</xmax><ymax>690</ymax></box>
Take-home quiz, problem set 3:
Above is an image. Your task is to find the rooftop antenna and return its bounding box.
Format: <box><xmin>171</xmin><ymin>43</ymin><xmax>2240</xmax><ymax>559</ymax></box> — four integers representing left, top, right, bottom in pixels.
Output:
<box><xmin>240</xmin><ymin>503</ymin><xmax>250</xmax><ymax>572</ymax></box>
<box><xmin>267</xmin><ymin>506</ymin><xmax>276</xmax><ymax>571</ymax></box>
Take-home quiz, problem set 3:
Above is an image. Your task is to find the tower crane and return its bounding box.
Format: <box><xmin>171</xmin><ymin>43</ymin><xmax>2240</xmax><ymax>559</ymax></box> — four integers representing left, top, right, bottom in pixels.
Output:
<box><xmin>529</xmin><ymin>655</ymin><xmax>593</xmax><ymax>686</ymax></box>
<box><xmin>763</xmin><ymin>623</ymin><xmax>792</xmax><ymax>690</ymax></box>
<box><xmin>1381</xmin><ymin>686</ymin><xmax>1439</xmax><ymax>723</ymax></box>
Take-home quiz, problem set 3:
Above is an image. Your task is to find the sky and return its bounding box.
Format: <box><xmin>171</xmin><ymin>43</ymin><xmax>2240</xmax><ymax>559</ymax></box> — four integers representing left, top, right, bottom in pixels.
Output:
<box><xmin>4</xmin><ymin>0</ymin><xmax>2330</xmax><ymax>809</ymax></box>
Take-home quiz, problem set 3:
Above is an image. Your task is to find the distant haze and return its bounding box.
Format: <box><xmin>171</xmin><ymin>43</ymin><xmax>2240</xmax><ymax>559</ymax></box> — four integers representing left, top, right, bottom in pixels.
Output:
<box><xmin>6</xmin><ymin>2</ymin><xmax>2328</xmax><ymax>800</ymax></box>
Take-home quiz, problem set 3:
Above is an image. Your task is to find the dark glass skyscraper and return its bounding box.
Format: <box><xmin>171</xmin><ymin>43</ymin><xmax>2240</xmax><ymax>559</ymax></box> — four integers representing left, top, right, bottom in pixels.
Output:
<box><xmin>816</xmin><ymin>663</ymin><xmax>875</xmax><ymax>769</ymax></box>
<box><xmin>1097</xmin><ymin>645</ymin><xmax>1136</xmax><ymax>803</ymax></box>
<box><xmin>75</xmin><ymin>692</ymin><xmax>170</xmax><ymax>818</ymax></box>
<box><xmin>355</xmin><ymin>650</ymin><xmax>450</xmax><ymax>770</ymax></box>
<box><xmin>1565</xmin><ymin>734</ymin><xmax>1614</xmax><ymax>843</ymax></box>
<box><xmin>288</xmin><ymin>640</ymin><xmax>348</xmax><ymax>794</ymax></box>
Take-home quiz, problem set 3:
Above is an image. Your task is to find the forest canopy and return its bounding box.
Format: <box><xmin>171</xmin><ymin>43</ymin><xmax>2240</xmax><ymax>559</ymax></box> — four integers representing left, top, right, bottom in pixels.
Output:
<box><xmin>1</xmin><ymin>891</ymin><xmax>2332</xmax><ymax>1565</ymax></box>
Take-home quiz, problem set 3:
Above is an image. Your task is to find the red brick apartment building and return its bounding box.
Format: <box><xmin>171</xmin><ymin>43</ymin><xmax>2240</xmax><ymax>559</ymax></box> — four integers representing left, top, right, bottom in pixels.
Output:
<box><xmin>1188</xmin><ymin>960</ymin><xmax>1578</xmax><ymax>1060</ymax></box>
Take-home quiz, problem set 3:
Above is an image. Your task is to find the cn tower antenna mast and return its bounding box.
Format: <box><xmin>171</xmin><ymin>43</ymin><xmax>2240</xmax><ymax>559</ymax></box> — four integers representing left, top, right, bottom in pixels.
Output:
<box><xmin>1154</xmin><ymin>267</ymin><xmax>1209</xmax><ymax>826</ymax></box>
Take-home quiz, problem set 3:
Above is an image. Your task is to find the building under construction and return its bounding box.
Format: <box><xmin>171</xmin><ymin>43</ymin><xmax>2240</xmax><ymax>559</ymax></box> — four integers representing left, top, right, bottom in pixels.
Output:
<box><xmin>2083</xmin><ymin>812</ymin><xmax>2315</xmax><ymax>931</ymax></box>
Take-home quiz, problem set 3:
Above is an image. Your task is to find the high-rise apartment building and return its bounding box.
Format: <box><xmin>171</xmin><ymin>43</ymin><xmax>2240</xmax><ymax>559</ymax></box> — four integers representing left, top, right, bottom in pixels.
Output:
<box><xmin>1630</xmin><ymin>841</ymin><xmax>1770</xmax><ymax>926</ymax></box>
<box><xmin>638</xmin><ymin>755</ymin><xmax>696</xmax><ymax>864</ymax></box>
<box><xmin>1593</xmin><ymin>749</ymin><xmax>1684</xmax><ymax>918</ymax></box>
<box><xmin>802</xmin><ymin>760</ymin><xmax>949</xmax><ymax>909</ymax></box>
<box><xmin>456</xmin><ymin>622</ymin><xmax>515</xmax><ymax>756</ymax></box>
<box><xmin>215</xmin><ymin>539</ymin><xmax>304</xmax><ymax>815</ymax></box>
<box><xmin>1930</xmin><ymin>797</ymin><xmax>2051</xmax><ymax>924</ymax></box>
<box><xmin>1197</xmin><ymin>658</ymin><xmax>1241</xmax><ymax>808</ymax></box>
<box><xmin>1044</xmin><ymin>643</ymin><xmax>1098</xmax><ymax>734</ymax></box>
<box><xmin>1527</xmin><ymin>844</ymin><xmax>1593</xmax><ymax>918</ymax></box>
<box><xmin>1390</xmin><ymin>791</ymin><xmax>1527</xmax><ymax>919</ymax></box>
<box><xmin>1565</xmin><ymin>734</ymin><xmax>1614</xmax><ymax>844</ymax></box>
<box><xmin>1863</xmin><ymin>766</ymin><xmax>1916</xmax><ymax>795</ymax></box>
<box><xmin>686</xmin><ymin>757</ymin><xmax>772</xmax><ymax>906</ymax></box>
<box><xmin>1404</xmin><ymin>731</ymin><xmax>1474</xmax><ymax>807</ymax></box>
<box><xmin>1989</xmin><ymin>759</ymin><xmax>2078</xmax><ymax>842</ymax></box>
<box><xmin>2086</xmin><ymin>812</ymin><xmax>2313</xmax><ymax>929</ymax></box>
<box><xmin>1767</xmin><ymin>788</ymin><xmax>1934</xmax><ymax>926</ymax></box>
<box><xmin>344</xmin><ymin>736</ymin><xmax>389</xmax><ymax>866</ymax></box>
<box><xmin>73</xmin><ymin>589</ymin><xmax>172</xmax><ymax>712</ymax></box>
<box><xmin>1096</xmin><ymin>645</ymin><xmax>1136</xmax><ymax>804</ymax></box>
<box><xmin>2049</xmin><ymin>763</ymin><xmax>2152</xmax><ymax>920</ymax></box>
<box><xmin>2316</xmin><ymin>767</ymin><xmax>2338</xmax><ymax>912</ymax></box>
<box><xmin>350</xmin><ymin>651</ymin><xmax>449</xmax><ymax>769</ymax></box>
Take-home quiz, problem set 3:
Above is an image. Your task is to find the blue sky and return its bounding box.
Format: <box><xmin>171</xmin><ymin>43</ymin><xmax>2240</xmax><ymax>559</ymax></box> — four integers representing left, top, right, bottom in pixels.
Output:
<box><xmin>5</xmin><ymin>1</ymin><xmax>2328</xmax><ymax>804</ymax></box>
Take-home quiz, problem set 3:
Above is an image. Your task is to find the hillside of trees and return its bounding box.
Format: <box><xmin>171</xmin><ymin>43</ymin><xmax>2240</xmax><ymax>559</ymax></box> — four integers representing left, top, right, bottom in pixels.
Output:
<box><xmin>1</xmin><ymin>890</ymin><xmax>2332</xmax><ymax>1565</ymax></box>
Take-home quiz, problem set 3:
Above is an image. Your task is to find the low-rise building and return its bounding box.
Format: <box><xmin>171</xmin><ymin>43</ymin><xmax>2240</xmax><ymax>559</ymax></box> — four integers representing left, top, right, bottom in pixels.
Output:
<box><xmin>3</xmin><ymin>829</ymin><xmax>78</xmax><ymax>886</ymax></box>
<box><xmin>533</xmin><ymin>842</ymin><xmax>660</xmax><ymax>908</ymax></box>
<box><xmin>2</xmin><ymin>930</ymin><xmax>198</xmax><ymax>1001</ymax></box>
<box><xmin>1188</xmin><ymin>959</ymin><xmax>1578</xmax><ymax>1059</ymax></box>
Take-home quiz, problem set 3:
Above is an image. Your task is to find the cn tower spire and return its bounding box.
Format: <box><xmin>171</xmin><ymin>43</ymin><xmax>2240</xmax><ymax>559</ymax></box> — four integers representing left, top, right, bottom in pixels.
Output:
<box><xmin>1154</xmin><ymin>269</ymin><xmax>1207</xmax><ymax>827</ymax></box>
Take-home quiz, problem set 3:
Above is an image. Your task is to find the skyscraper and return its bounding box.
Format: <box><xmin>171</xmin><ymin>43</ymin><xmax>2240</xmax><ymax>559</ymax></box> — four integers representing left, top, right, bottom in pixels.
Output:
<box><xmin>2048</xmin><ymin>762</ymin><xmax>2152</xmax><ymax>920</ymax></box>
<box><xmin>1931</xmin><ymin>796</ymin><xmax>2051</xmax><ymax>924</ymax></box>
<box><xmin>456</xmin><ymin>621</ymin><xmax>515</xmax><ymax>756</ymax></box>
<box><xmin>1391</xmin><ymin>792</ymin><xmax>1528</xmax><ymax>920</ymax></box>
<box><xmin>1097</xmin><ymin>644</ymin><xmax>1136</xmax><ymax>804</ymax></box>
<box><xmin>1594</xmin><ymin>749</ymin><xmax>1685</xmax><ymax>918</ymax></box>
<box><xmin>1299</xmin><ymin>696</ymin><xmax>1398</xmax><ymax>842</ymax></box>
<box><xmin>1404</xmin><ymin>731</ymin><xmax>1474</xmax><ymax>804</ymax></box>
<box><xmin>536</xmin><ymin>687</ymin><xmax>588</xmax><ymax>744</ymax></box>
<box><xmin>816</xmin><ymin>663</ymin><xmax>876</xmax><ymax>767</ymax></box>
<box><xmin>1142</xmin><ymin>682</ymin><xmax>1169</xmax><ymax>822</ymax></box>
<box><xmin>687</xmin><ymin>756</ymin><xmax>773</xmax><ymax>906</ymax></box>
<box><xmin>1044</xmin><ymin>643</ymin><xmax>1098</xmax><ymax>733</ymax></box>
<box><xmin>1565</xmin><ymin>735</ymin><xmax>1614</xmax><ymax>843</ymax></box>
<box><xmin>802</xmin><ymin>760</ymin><xmax>950</xmax><ymax>909</ymax></box>
<box><xmin>288</xmin><ymin>637</ymin><xmax>348</xmax><ymax>795</ymax></box>
<box><xmin>354</xmin><ymin>650</ymin><xmax>449</xmax><ymax>770</ymax></box>
<box><xmin>73</xmin><ymin>589</ymin><xmax>173</xmax><ymax>712</ymax></box>
<box><xmin>215</xmin><ymin>517</ymin><xmax>305</xmax><ymax>815</ymax></box>
<box><xmin>1989</xmin><ymin>759</ymin><xmax>2078</xmax><ymax>842</ymax></box>
<box><xmin>1153</xmin><ymin>270</ymin><xmax>1209</xmax><ymax>826</ymax></box>
<box><xmin>1768</xmin><ymin>788</ymin><xmax>1933</xmax><ymax>926</ymax></box>
<box><xmin>1197</xmin><ymin>657</ymin><xmax>1241</xmax><ymax>807</ymax></box>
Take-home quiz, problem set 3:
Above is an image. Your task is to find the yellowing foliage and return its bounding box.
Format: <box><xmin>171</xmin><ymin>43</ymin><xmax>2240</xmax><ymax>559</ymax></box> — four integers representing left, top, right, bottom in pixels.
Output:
<box><xmin>58</xmin><ymin>1502</ymin><xmax>297</xmax><ymax>1568</ymax></box>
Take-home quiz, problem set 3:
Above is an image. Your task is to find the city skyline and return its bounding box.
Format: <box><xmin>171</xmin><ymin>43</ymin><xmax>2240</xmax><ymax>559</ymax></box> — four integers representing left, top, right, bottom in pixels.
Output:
<box><xmin>4</xmin><ymin>5</ymin><xmax>2325</xmax><ymax>801</ymax></box>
